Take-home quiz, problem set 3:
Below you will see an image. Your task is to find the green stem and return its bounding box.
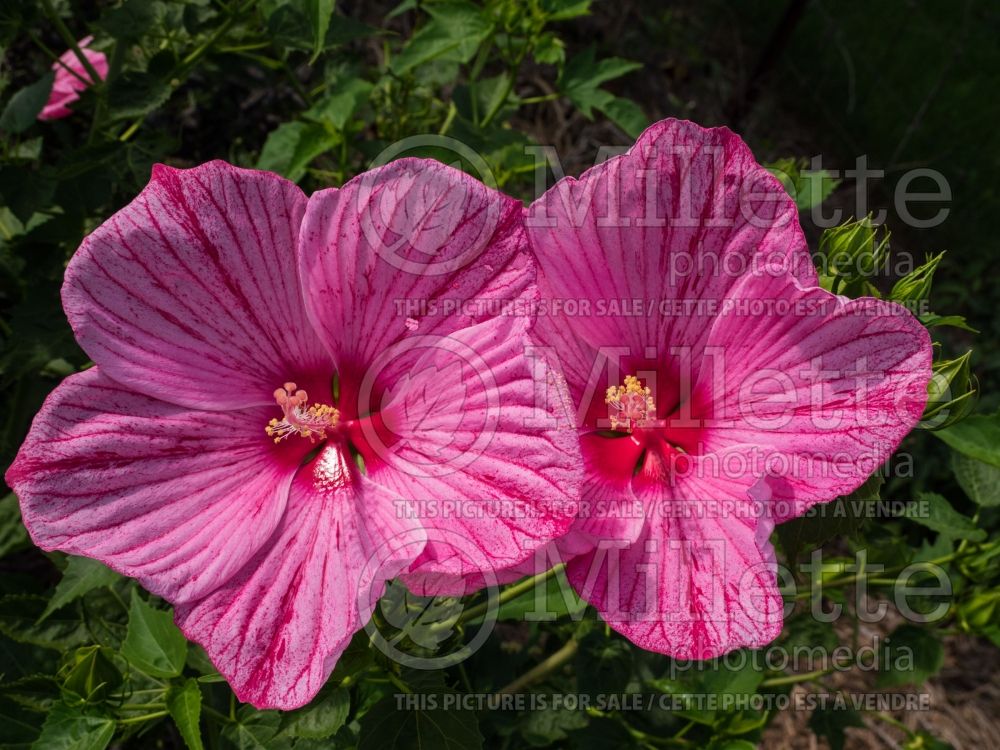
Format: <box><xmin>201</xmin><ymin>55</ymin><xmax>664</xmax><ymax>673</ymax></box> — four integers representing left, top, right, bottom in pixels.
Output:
<box><xmin>40</xmin><ymin>0</ymin><xmax>103</xmax><ymax>85</ymax></box>
<box><xmin>760</xmin><ymin>668</ymin><xmax>834</xmax><ymax>688</ymax></box>
<box><xmin>788</xmin><ymin>540</ymin><xmax>998</xmax><ymax>600</ymax></box>
<box><xmin>27</xmin><ymin>31</ymin><xmax>92</xmax><ymax>85</ymax></box>
<box><xmin>117</xmin><ymin>711</ymin><xmax>168</xmax><ymax>726</ymax></box>
<box><xmin>458</xmin><ymin>564</ymin><xmax>564</xmax><ymax>625</ymax></box>
<box><xmin>497</xmin><ymin>637</ymin><xmax>578</xmax><ymax>694</ymax></box>
<box><xmin>119</xmin><ymin>702</ymin><xmax>167</xmax><ymax>710</ymax></box>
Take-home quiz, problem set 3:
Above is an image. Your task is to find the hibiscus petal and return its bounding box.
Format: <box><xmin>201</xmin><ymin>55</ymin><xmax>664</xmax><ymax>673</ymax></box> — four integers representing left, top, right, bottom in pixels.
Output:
<box><xmin>691</xmin><ymin>269</ymin><xmax>932</xmax><ymax>520</ymax></box>
<box><xmin>567</xmin><ymin>451</ymin><xmax>783</xmax><ymax>658</ymax></box>
<box><xmin>526</xmin><ymin>118</ymin><xmax>815</xmax><ymax>412</ymax></box>
<box><xmin>38</xmin><ymin>36</ymin><xmax>108</xmax><ymax>121</ymax></box>
<box><xmin>62</xmin><ymin>160</ymin><xmax>331</xmax><ymax>410</ymax></box>
<box><xmin>4</xmin><ymin>368</ymin><xmax>306</xmax><ymax>603</ymax></box>
<box><xmin>369</xmin><ymin>314</ymin><xmax>580</xmax><ymax>581</ymax></box>
<box><xmin>176</xmin><ymin>445</ymin><xmax>424</xmax><ymax>710</ymax></box>
<box><xmin>298</xmin><ymin>157</ymin><xmax>531</xmax><ymax>393</ymax></box>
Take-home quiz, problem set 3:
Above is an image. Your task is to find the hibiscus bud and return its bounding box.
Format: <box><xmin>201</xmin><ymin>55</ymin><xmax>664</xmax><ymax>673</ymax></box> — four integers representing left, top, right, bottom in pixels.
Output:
<box><xmin>890</xmin><ymin>251</ymin><xmax>945</xmax><ymax>303</ymax></box>
<box><xmin>921</xmin><ymin>350</ymin><xmax>977</xmax><ymax>429</ymax></box>
<box><xmin>61</xmin><ymin>645</ymin><xmax>121</xmax><ymax>705</ymax></box>
<box><xmin>818</xmin><ymin>216</ymin><xmax>890</xmax><ymax>295</ymax></box>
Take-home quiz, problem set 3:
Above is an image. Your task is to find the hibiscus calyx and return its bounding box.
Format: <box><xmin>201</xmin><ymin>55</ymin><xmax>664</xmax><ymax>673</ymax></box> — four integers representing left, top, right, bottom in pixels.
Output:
<box><xmin>266</xmin><ymin>382</ymin><xmax>340</xmax><ymax>443</ymax></box>
<box><xmin>605</xmin><ymin>375</ymin><xmax>656</xmax><ymax>433</ymax></box>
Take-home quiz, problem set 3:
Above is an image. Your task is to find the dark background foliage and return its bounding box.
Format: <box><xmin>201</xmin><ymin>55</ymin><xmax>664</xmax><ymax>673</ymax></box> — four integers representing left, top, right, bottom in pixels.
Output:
<box><xmin>0</xmin><ymin>1</ymin><xmax>998</xmax><ymax>748</ymax></box>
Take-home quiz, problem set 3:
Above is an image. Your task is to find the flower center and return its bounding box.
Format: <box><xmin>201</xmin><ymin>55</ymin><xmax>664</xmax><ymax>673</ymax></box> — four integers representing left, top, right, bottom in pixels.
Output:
<box><xmin>265</xmin><ymin>382</ymin><xmax>340</xmax><ymax>443</ymax></box>
<box><xmin>605</xmin><ymin>375</ymin><xmax>655</xmax><ymax>433</ymax></box>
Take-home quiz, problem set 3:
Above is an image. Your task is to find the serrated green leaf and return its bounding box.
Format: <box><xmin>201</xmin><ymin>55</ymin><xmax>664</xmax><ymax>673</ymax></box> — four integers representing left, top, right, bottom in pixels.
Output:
<box><xmin>0</xmin><ymin>72</ymin><xmax>54</xmax><ymax>134</ymax></box>
<box><xmin>40</xmin><ymin>558</ymin><xmax>120</xmax><ymax>623</ymax></box>
<box><xmin>282</xmin><ymin>686</ymin><xmax>349</xmax><ymax>740</ymax></box>
<box><xmin>256</xmin><ymin>121</ymin><xmax>339</xmax><ymax>182</ymax></box>
<box><xmin>167</xmin><ymin>678</ymin><xmax>204</xmax><ymax>750</ymax></box>
<box><xmin>559</xmin><ymin>48</ymin><xmax>641</xmax><ymax>118</ymax></box>
<box><xmin>392</xmin><ymin>2</ymin><xmax>493</xmax><ymax>74</ymax></box>
<box><xmin>107</xmin><ymin>71</ymin><xmax>172</xmax><ymax>120</ymax></box>
<box><xmin>0</xmin><ymin>596</ymin><xmax>88</xmax><ymax>651</ymax></box>
<box><xmin>952</xmin><ymin>451</ymin><xmax>1000</xmax><ymax>506</ymax></box>
<box><xmin>596</xmin><ymin>96</ymin><xmax>646</xmax><ymax>138</ymax></box>
<box><xmin>905</xmin><ymin>492</ymin><xmax>985</xmax><ymax>541</ymax></box>
<box><xmin>121</xmin><ymin>590</ymin><xmax>186</xmax><ymax>678</ymax></box>
<box><xmin>933</xmin><ymin>413</ymin><xmax>1000</xmax><ymax>467</ymax></box>
<box><xmin>0</xmin><ymin>695</ymin><xmax>44</xmax><ymax>747</ymax></box>
<box><xmin>359</xmin><ymin>695</ymin><xmax>483</xmax><ymax>750</ymax></box>
<box><xmin>30</xmin><ymin>702</ymin><xmax>113</xmax><ymax>750</ymax></box>
<box><xmin>306</xmin><ymin>0</ymin><xmax>335</xmax><ymax>63</ymax></box>
<box><xmin>223</xmin><ymin>706</ymin><xmax>282</xmax><ymax>750</ymax></box>
<box><xmin>878</xmin><ymin>625</ymin><xmax>944</xmax><ymax>687</ymax></box>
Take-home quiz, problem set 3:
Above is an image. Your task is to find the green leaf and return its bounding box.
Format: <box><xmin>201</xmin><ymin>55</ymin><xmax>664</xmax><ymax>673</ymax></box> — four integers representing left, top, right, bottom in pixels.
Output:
<box><xmin>256</xmin><ymin>121</ymin><xmax>339</xmax><ymax>182</ymax></box>
<box><xmin>392</xmin><ymin>2</ymin><xmax>493</xmax><ymax>74</ymax></box>
<box><xmin>543</xmin><ymin>0</ymin><xmax>592</xmax><ymax>20</ymax></box>
<box><xmin>307</xmin><ymin>78</ymin><xmax>373</xmax><ymax>130</ymax></box>
<box><xmin>306</xmin><ymin>0</ymin><xmax>335</xmax><ymax>63</ymax></box>
<box><xmin>905</xmin><ymin>492</ymin><xmax>986</xmax><ymax>541</ymax></box>
<box><xmin>596</xmin><ymin>96</ymin><xmax>646</xmax><ymax>138</ymax></box>
<box><xmin>495</xmin><ymin>568</ymin><xmax>585</xmax><ymax>622</ymax></box>
<box><xmin>167</xmin><ymin>678</ymin><xmax>204</xmax><ymax>750</ymax></box>
<box><xmin>107</xmin><ymin>72</ymin><xmax>172</xmax><ymax>120</ymax></box>
<box><xmin>0</xmin><ymin>72</ymin><xmax>54</xmax><ymax>134</ymax></box>
<box><xmin>282</xmin><ymin>686</ymin><xmax>349</xmax><ymax>740</ymax></box>
<box><xmin>919</xmin><ymin>313</ymin><xmax>978</xmax><ymax>332</ymax></box>
<box><xmin>0</xmin><ymin>596</ymin><xmax>88</xmax><ymax>650</ymax></box>
<box><xmin>952</xmin><ymin>452</ymin><xmax>1000</xmax><ymax>506</ymax></box>
<box><xmin>40</xmin><ymin>557</ymin><xmax>121</xmax><ymax>622</ymax></box>
<box><xmin>223</xmin><ymin>706</ymin><xmax>282</xmax><ymax>750</ymax></box>
<box><xmin>121</xmin><ymin>590</ymin><xmax>187</xmax><ymax>678</ymax></box>
<box><xmin>61</xmin><ymin>646</ymin><xmax>121</xmax><ymax>704</ymax></box>
<box><xmin>0</xmin><ymin>695</ymin><xmax>44</xmax><ymax>747</ymax></box>
<box><xmin>767</xmin><ymin>157</ymin><xmax>840</xmax><ymax>211</ymax></box>
<box><xmin>808</xmin><ymin>705</ymin><xmax>864</xmax><ymax>750</ymax></box>
<box><xmin>778</xmin><ymin>473</ymin><xmax>883</xmax><ymax>560</ymax></box>
<box><xmin>934</xmin><ymin>413</ymin><xmax>1000</xmax><ymax>467</ymax></box>
<box><xmin>521</xmin><ymin>706</ymin><xmax>588</xmax><ymax>745</ymax></box>
<box><xmin>0</xmin><ymin>493</ymin><xmax>30</xmax><ymax>558</ymax></box>
<box><xmin>559</xmin><ymin>48</ymin><xmax>641</xmax><ymax>118</ymax></box>
<box><xmin>358</xmin><ymin>695</ymin><xmax>483</xmax><ymax>750</ymax></box>
<box><xmin>30</xmin><ymin>702</ymin><xmax>114</xmax><ymax>750</ymax></box>
<box><xmin>878</xmin><ymin>625</ymin><xmax>944</xmax><ymax>687</ymax></box>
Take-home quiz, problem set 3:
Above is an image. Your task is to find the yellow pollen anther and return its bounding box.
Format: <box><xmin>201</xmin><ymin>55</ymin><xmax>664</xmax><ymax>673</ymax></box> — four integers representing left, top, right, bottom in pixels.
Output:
<box><xmin>265</xmin><ymin>383</ymin><xmax>340</xmax><ymax>444</ymax></box>
<box><xmin>605</xmin><ymin>375</ymin><xmax>655</xmax><ymax>432</ymax></box>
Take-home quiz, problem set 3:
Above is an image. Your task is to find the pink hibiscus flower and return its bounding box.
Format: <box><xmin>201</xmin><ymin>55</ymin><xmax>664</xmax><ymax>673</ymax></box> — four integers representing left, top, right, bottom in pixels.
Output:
<box><xmin>38</xmin><ymin>35</ymin><xmax>108</xmax><ymax>121</ymax></box>
<box><xmin>5</xmin><ymin>159</ymin><xmax>580</xmax><ymax>708</ymax></box>
<box><xmin>515</xmin><ymin>118</ymin><xmax>932</xmax><ymax>658</ymax></box>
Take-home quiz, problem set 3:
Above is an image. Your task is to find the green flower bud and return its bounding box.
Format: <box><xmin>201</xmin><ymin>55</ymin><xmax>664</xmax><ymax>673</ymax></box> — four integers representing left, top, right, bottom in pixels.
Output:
<box><xmin>890</xmin><ymin>252</ymin><xmax>945</xmax><ymax>303</ymax></box>
<box><xmin>922</xmin><ymin>350</ymin><xmax>977</xmax><ymax>430</ymax></box>
<box><xmin>817</xmin><ymin>216</ymin><xmax>890</xmax><ymax>293</ymax></box>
